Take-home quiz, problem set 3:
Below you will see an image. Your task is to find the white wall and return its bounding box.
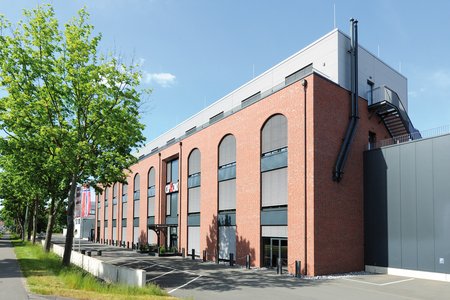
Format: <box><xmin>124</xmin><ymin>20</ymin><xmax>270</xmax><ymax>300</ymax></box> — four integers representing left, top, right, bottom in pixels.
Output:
<box><xmin>337</xmin><ymin>31</ymin><xmax>408</xmax><ymax>109</ymax></box>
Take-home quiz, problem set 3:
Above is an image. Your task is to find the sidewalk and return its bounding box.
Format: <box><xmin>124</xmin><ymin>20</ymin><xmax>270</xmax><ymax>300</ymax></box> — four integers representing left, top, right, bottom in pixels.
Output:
<box><xmin>0</xmin><ymin>234</ymin><xmax>72</xmax><ymax>300</ymax></box>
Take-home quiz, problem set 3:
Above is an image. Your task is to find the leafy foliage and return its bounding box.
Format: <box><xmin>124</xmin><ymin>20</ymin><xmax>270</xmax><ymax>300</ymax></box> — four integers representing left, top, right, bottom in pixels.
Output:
<box><xmin>0</xmin><ymin>5</ymin><xmax>148</xmax><ymax>264</ymax></box>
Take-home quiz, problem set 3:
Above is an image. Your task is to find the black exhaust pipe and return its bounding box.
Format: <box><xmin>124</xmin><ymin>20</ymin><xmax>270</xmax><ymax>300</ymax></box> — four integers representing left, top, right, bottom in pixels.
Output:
<box><xmin>333</xmin><ymin>19</ymin><xmax>359</xmax><ymax>182</ymax></box>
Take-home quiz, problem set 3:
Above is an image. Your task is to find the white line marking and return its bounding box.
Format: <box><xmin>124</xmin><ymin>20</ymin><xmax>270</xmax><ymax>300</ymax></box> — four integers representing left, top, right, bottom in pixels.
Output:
<box><xmin>168</xmin><ymin>275</ymin><xmax>202</xmax><ymax>294</ymax></box>
<box><xmin>378</xmin><ymin>278</ymin><xmax>415</xmax><ymax>286</ymax></box>
<box><xmin>147</xmin><ymin>269</ymin><xmax>176</xmax><ymax>281</ymax></box>
<box><xmin>344</xmin><ymin>277</ymin><xmax>414</xmax><ymax>286</ymax></box>
<box><xmin>105</xmin><ymin>257</ymin><xmax>134</xmax><ymax>264</ymax></box>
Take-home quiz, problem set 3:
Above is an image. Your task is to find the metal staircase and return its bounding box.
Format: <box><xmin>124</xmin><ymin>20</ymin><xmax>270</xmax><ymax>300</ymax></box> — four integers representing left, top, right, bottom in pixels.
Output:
<box><xmin>369</xmin><ymin>85</ymin><xmax>420</xmax><ymax>140</ymax></box>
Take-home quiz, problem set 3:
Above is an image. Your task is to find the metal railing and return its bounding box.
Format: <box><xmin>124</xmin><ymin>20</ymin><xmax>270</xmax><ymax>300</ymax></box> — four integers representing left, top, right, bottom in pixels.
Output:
<box><xmin>371</xmin><ymin>85</ymin><xmax>416</xmax><ymax>133</ymax></box>
<box><xmin>367</xmin><ymin>124</ymin><xmax>450</xmax><ymax>150</ymax></box>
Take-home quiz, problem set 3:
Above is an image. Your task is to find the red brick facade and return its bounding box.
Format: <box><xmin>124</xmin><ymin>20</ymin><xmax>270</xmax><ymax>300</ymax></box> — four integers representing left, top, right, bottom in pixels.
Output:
<box><xmin>96</xmin><ymin>73</ymin><xmax>389</xmax><ymax>275</ymax></box>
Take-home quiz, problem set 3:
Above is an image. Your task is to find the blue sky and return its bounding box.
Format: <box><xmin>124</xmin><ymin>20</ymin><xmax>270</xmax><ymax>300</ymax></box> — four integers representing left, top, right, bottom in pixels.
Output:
<box><xmin>1</xmin><ymin>0</ymin><xmax>450</xmax><ymax>142</ymax></box>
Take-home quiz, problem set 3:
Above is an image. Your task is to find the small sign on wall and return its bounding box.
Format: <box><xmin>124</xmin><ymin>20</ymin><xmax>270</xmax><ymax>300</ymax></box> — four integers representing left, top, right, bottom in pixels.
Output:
<box><xmin>165</xmin><ymin>182</ymin><xmax>179</xmax><ymax>194</ymax></box>
<box><xmin>439</xmin><ymin>258</ymin><xmax>445</xmax><ymax>264</ymax></box>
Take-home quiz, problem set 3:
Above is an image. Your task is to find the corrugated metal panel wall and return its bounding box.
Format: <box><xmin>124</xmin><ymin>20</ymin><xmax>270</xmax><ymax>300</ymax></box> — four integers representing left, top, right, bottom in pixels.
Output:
<box><xmin>364</xmin><ymin>134</ymin><xmax>450</xmax><ymax>274</ymax></box>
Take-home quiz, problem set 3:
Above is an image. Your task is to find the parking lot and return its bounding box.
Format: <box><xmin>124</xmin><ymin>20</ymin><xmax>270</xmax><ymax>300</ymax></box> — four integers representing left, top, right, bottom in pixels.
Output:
<box><xmin>52</xmin><ymin>236</ymin><xmax>450</xmax><ymax>300</ymax></box>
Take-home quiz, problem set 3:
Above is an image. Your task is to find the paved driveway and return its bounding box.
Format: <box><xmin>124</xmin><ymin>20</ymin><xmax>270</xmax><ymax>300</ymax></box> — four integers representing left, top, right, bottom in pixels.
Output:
<box><xmin>54</xmin><ymin>237</ymin><xmax>450</xmax><ymax>300</ymax></box>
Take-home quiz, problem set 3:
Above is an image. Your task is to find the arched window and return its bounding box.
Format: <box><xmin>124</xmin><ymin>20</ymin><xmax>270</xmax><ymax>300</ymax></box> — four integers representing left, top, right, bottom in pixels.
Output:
<box><xmin>261</xmin><ymin>114</ymin><xmax>288</xmax><ymax>207</ymax></box>
<box><xmin>260</xmin><ymin>114</ymin><xmax>288</xmax><ymax>268</ymax></box>
<box><xmin>133</xmin><ymin>173</ymin><xmax>140</xmax><ymax>244</ymax></box>
<box><xmin>121</xmin><ymin>182</ymin><xmax>128</xmax><ymax>241</ymax></box>
<box><xmin>188</xmin><ymin>149</ymin><xmax>201</xmax><ymax>257</ymax></box>
<box><xmin>218</xmin><ymin>134</ymin><xmax>236</xmax><ymax>260</ymax></box>
<box><xmin>112</xmin><ymin>183</ymin><xmax>118</xmax><ymax>241</ymax></box>
<box><xmin>104</xmin><ymin>186</ymin><xmax>109</xmax><ymax>240</ymax></box>
<box><xmin>147</xmin><ymin>167</ymin><xmax>156</xmax><ymax>244</ymax></box>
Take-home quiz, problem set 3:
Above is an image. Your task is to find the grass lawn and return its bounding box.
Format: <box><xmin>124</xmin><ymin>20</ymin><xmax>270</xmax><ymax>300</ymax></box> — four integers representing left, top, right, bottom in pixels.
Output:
<box><xmin>13</xmin><ymin>240</ymin><xmax>176</xmax><ymax>300</ymax></box>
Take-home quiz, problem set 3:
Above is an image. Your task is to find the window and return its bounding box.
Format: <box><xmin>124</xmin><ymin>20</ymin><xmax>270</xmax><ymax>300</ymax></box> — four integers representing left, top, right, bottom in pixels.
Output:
<box><xmin>148</xmin><ymin>167</ymin><xmax>156</xmax><ymax>217</ymax></box>
<box><xmin>133</xmin><ymin>174</ymin><xmax>140</xmax><ymax>200</ymax></box>
<box><xmin>218</xmin><ymin>135</ymin><xmax>236</xmax><ymax>211</ymax></box>
<box><xmin>122</xmin><ymin>183</ymin><xmax>128</xmax><ymax>203</ymax></box>
<box><xmin>165</xmin><ymin>159</ymin><xmax>179</xmax><ymax>221</ymax></box>
<box><xmin>261</xmin><ymin>114</ymin><xmax>288</xmax><ymax>208</ymax></box>
<box><xmin>112</xmin><ymin>183</ymin><xmax>118</xmax><ymax>205</ymax></box>
<box><xmin>188</xmin><ymin>149</ymin><xmax>201</xmax><ymax>213</ymax></box>
<box><xmin>104</xmin><ymin>187</ymin><xmax>109</xmax><ymax>221</ymax></box>
<box><xmin>133</xmin><ymin>173</ymin><xmax>140</xmax><ymax>220</ymax></box>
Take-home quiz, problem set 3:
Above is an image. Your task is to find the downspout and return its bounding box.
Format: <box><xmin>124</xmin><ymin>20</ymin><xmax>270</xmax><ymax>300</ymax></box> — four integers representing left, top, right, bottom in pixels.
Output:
<box><xmin>178</xmin><ymin>142</ymin><xmax>182</xmax><ymax>253</ymax></box>
<box><xmin>333</xmin><ymin>19</ymin><xmax>359</xmax><ymax>182</ymax></box>
<box><xmin>302</xmin><ymin>79</ymin><xmax>308</xmax><ymax>275</ymax></box>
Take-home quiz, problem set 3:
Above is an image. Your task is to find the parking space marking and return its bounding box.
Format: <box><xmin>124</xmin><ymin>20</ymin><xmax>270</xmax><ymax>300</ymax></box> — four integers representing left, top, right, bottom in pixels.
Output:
<box><xmin>147</xmin><ymin>269</ymin><xmax>176</xmax><ymax>281</ymax></box>
<box><xmin>168</xmin><ymin>275</ymin><xmax>202</xmax><ymax>294</ymax></box>
<box><xmin>343</xmin><ymin>277</ymin><xmax>414</xmax><ymax>286</ymax></box>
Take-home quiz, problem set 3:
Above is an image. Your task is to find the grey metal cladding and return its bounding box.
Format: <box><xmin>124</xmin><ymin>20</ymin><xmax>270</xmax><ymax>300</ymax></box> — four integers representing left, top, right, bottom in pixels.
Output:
<box><xmin>261</xmin><ymin>114</ymin><xmax>287</xmax><ymax>154</ymax></box>
<box><xmin>365</xmin><ymin>134</ymin><xmax>450</xmax><ymax>274</ymax></box>
<box><xmin>432</xmin><ymin>136</ymin><xmax>450</xmax><ymax>274</ymax></box>
<box><xmin>399</xmin><ymin>143</ymin><xmax>418</xmax><ymax>270</ymax></box>
<box><xmin>415</xmin><ymin>141</ymin><xmax>435</xmax><ymax>272</ymax></box>
<box><xmin>386</xmin><ymin>146</ymin><xmax>402</xmax><ymax>268</ymax></box>
<box><xmin>363</xmin><ymin>149</ymin><xmax>388</xmax><ymax>267</ymax></box>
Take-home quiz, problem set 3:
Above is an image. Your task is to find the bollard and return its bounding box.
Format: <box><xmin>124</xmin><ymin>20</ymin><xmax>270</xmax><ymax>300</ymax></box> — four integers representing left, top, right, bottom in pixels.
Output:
<box><xmin>136</xmin><ymin>243</ymin><xmax>139</xmax><ymax>251</ymax></box>
<box><xmin>203</xmin><ymin>250</ymin><xmax>207</xmax><ymax>262</ymax></box>
<box><xmin>295</xmin><ymin>260</ymin><xmax>301</xmax><ymax>278</ymax></box>
<box><xmin>100</xmin><ymin>238</ymin><xmax>103</xmax><ymax>244</ymax></box>
<box><xmin>81</xmin><ymin>249</ymin><xmax>86</xmax><ymax>255</ymax></box>
<box><xmin>127</xmin><ymin>241</ymin><xmax>129</xmax><ymax>249</ymax></box>
<box><xmin>97</xmin><ymin>250</ymin><xmax>102</xmax><ymax>256</ymax></box>
<box><xmin>246</xmin><ymin>254</ymin><xmax>251</xmax><ymax>269</ymax></box>
<box><xmin>182</xmin><ymin>248</ymin><xmax>185</xmax><ymax>258</ymax></box>
<box><xmin>277</xmin><ymin>258</ymin><xmax>282</xmax><ymax>275</ymax></box>
<box><xmin>87</xmin><ymin>250</ymin><xmax>91</xmax><ymax>257</ymax></box>
<box><xmin>192</xmin><ymin>249</ymin><xmax>195</xmax><ymax>260</ymax></box>
<box><xmin>229</xmin><ymin>253</ymin><xmax>234</xmax><ymax>266</ymax></box>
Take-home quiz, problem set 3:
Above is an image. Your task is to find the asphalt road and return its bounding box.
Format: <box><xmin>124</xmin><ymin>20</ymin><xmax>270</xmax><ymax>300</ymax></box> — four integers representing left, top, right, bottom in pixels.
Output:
<box><xmin>53</xmin><ymin>236</ymin><xmax>450</xmax><ymax>300</ymax></box>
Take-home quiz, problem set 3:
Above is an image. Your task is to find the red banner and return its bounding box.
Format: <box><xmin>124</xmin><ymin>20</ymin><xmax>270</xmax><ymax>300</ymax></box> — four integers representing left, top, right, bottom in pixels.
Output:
<box><xmin>81</xmin><ymin>186</ymin><xmax>91</xmax><ymax>218</ymax></box>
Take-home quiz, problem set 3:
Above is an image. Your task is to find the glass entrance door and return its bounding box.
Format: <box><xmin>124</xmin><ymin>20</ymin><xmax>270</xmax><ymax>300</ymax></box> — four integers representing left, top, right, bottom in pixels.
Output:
<box><xmin>262</xmin><ymin>238</ymin><xmax>288</xmax><ymax>268</ymax></box>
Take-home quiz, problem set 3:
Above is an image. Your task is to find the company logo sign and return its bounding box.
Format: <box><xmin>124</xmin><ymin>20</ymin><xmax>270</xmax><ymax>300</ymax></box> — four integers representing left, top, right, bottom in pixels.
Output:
<box><xmin>165</xmin><ymin>181</ymin><xmax>179</xmax><ymax>194</ymax></box>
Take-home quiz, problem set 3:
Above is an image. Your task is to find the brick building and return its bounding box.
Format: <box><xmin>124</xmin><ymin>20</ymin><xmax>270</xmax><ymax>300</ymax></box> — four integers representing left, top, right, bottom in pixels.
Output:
<box><xmin>95</xmin><ymin>25</ymin><xmax>416</xmax><ymax>276</ymax></box>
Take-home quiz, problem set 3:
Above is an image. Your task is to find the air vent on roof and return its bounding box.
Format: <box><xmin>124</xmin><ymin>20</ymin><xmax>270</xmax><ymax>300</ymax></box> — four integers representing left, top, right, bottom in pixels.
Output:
<box><xmin>285</xmin><ymin>63</ymin><xmax>313</xmax><ymax>86</ymax></box>
<box><xmin>151</xmin><ymin>147</ymin><xmax>159</xmax><ymax>153</ymax></box>
<box><xmin>185</xmin><ymin>126</ymin><xmax>197</xmax><ymax>136</ymax></box>
<box><xmin>209</xmin><ymin>111</ymin><xmax>224</xmax><ymax>124</ymax></box>
<box><xmin>241</xmin><ymin>92</ymin><xmax>261</xmax><ymax>108</ymax></box>
<box><xmin>166</xmin><ymin>138</ymin><xmax>176</xmax><ymax>145</ymax></box>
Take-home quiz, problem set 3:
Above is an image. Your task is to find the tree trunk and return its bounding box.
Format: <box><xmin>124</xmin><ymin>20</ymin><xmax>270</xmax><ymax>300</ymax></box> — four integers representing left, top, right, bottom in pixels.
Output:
<box><xmin>62</xmin><ymin>174</ymin><xmax>78</xmax><ymax>266</ymax></box>
<box><xmin>24</xmin><ymin>204</ymin><xmax>29</xmax><ymax>241</ymax></box>
<box><xmin>32</xmin><ymin>198</ymin><xmax>38</xmax><ymax>244</ymax></box>
<box><xmin>27</xmin><ymin>205</ymin><xmax>33</xmax><ymax>241</ymax></box>
<box><xmin>18</xmin><ymin>218</ymin><xmax>24</xmax><ymax>241</ymax></box>
<box><xmin>44</xmin><ymin>197</ymin><xmax>57</xmax><ymax>252</ymax></box>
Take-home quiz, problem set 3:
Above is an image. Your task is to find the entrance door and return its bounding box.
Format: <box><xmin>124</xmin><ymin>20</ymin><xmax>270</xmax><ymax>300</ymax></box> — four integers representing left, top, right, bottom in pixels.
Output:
<box><xmin>262</xmin><ymin>238</ymin><xmax>288</xmax><ymax>268</ymax></box>
<box><xmin>169</xmin><ymin>226</ymin><xmax>178</xmax><ymax>251</ymax></box>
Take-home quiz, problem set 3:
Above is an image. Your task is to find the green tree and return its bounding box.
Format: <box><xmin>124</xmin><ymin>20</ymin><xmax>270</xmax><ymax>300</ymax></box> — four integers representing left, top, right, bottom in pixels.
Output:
<box><xmin>0</xmin><ymin>5</ymin><xmax>147</xmax><ymax>265</ymax></box>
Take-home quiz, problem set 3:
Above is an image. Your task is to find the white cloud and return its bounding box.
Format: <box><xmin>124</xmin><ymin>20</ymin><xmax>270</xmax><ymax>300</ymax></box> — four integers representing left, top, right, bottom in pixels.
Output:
<box><xmin>143</xmin><ymin>72</ymin><xmax>176</xmax><ymax>87</ymax></box>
